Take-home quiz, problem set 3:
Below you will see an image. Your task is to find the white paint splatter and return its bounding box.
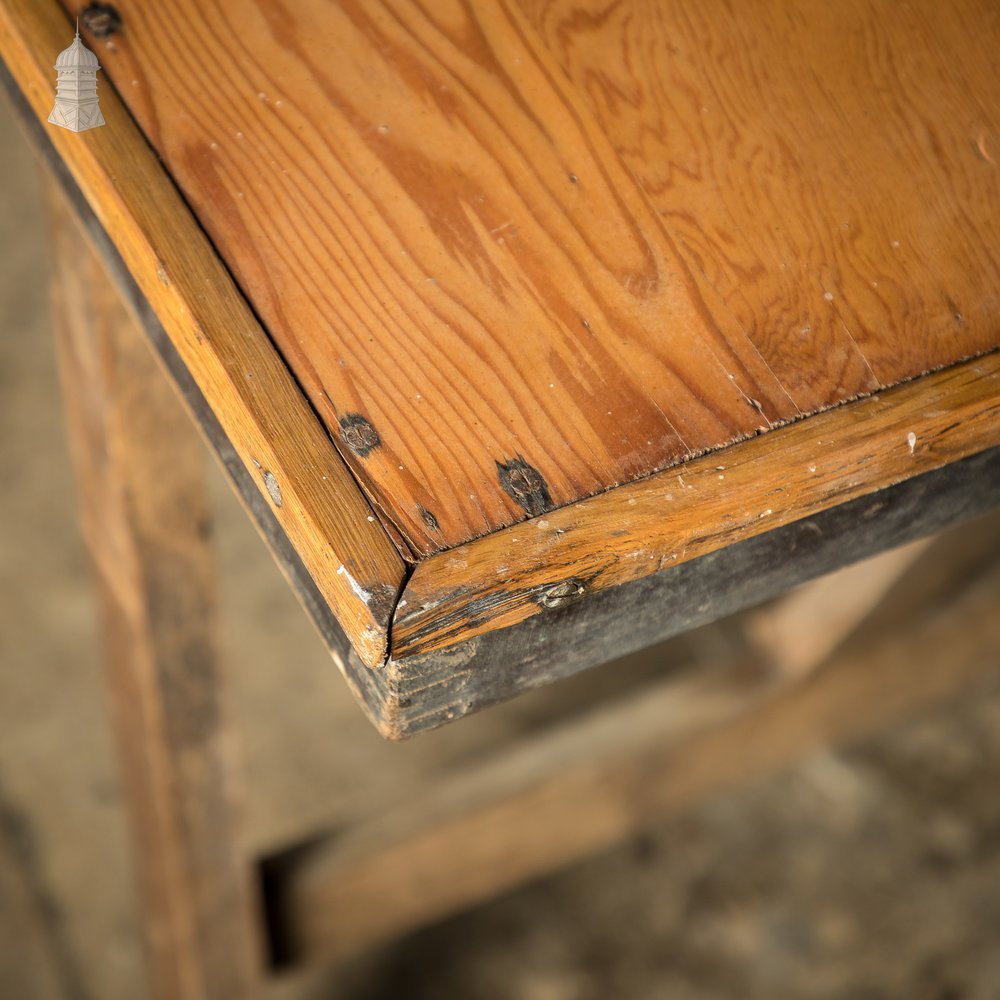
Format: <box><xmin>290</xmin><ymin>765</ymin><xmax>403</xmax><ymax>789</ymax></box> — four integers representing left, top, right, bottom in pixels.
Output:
<box><xmin>907</xmin><ymin>431</ymin><xmax>917</xmax><ymax>455</ymax></box>
<box><xmin>337</xmin><ymin>564</ymin><xmax>371</xmax><ymax>604</ymax></box>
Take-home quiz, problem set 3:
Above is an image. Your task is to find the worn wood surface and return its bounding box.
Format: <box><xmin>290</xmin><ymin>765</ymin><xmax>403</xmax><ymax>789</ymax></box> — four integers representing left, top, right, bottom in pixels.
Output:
<box><xmin>394</xmin><ymin>355</ymin><xmax>1000</xmax><ymax>660</ymax></box>
<box><xmin>267</xmin><ymin>546</ymin><xmax>1000</xmax><ymax>967</ymax></box>
<box><xmin>0</xmin><ymin>0</ymin><xmax>406</xmax><ymax>669</ymax></box>
<box><xmin>55</xmin><ymin>0</ymin><xmax>1000</xmax><ymax>555</ymax></box>
<box><xmin>45</xmin><ymin>178</ymin><xmax>261</xmax><ymax>999</ymax></box>
<box><xmin>5</xmin><ymin>0</ymin><xmax>999</xmax><ymax>733</ymax></box>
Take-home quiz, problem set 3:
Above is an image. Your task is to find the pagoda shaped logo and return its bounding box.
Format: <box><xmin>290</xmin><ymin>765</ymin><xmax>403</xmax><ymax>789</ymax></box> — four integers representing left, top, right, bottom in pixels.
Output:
<box><xmin>48</xmin><ymin>22</ymin><xmax>105</xmax><ymax>133</ymax></box>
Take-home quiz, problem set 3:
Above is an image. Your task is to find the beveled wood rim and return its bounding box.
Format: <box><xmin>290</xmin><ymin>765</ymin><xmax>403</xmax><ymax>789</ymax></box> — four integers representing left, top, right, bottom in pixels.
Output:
<box><xmin>0</xmin><ymin>0</ymin><xmax>407</xmax><ymax>668</ymax></box>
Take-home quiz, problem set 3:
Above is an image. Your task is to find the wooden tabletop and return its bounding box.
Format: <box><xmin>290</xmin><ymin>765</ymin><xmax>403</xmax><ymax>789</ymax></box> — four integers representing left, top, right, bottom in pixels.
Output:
<box><xmin>3</xmin><ymin>0</ymin><xmax>999</xmax><ymax>736</ymax></box>
<box><xmin>73</xmin><ymin>0</ymin><xmax>1000</xmax><ymax>555</ymax></box>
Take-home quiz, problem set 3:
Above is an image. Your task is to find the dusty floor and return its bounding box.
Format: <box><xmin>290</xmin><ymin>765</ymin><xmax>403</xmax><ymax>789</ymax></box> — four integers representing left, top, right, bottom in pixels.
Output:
<box><xmin>3</xmin><ymin>91</ymin><xmax>1000</xmax><ymax>1000</ymax></box>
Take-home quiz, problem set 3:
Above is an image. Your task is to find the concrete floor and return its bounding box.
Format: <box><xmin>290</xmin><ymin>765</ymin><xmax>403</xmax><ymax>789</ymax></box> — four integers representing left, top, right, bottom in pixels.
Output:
<box><xmin>4</xmin><ymin>89</ymin><xmax>1000</xmax><ymax>1000</ymax></box>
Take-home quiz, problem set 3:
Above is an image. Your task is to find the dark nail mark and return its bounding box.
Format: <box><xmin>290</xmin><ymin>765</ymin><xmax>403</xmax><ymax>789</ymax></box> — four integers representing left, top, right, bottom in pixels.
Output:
<box><xmin>340</xmin><ymin>413</ymin><xmax>381</xmax><ymax>457</ymax></box>
<box><xmin>81</xmin><ymin>2</ymin><xmax>122</xmax><ymax>37</ymax></box>
<box><xmin>537</xmin><ymin>578</ymin><xmax>586</xmax><ymax>610</ymax></box>
<box><xmin>580</xmin><ymin>318</ymin><xmax>590</xmax><ymax>329</ymax></box>
<box><xmin>262</xmin><ymin>471</ymin><xmax>282</xmax><ymax>507</ymax></box>
<box><xmin>944</xmin><ymin>295</ymin><xmax>965</xmax><ymax>325</ymax></box>
<box><xmin>569</xmin><ymin>173</ymin><xmax>579</xmax><ymax>184</ymax></box>
<box><xmin>496</xmin><ymin>454</ymin><xmax>552</xmax><ymax>517</ymax></box>
<box><xmin>417</xmin><ymin>505</ymin><xmax>440</xmax><ymax>532</ymax></box>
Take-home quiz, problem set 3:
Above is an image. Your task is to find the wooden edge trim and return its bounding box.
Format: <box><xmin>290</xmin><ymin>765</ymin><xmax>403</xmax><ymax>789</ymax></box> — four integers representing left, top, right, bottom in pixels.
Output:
<box><xmin>393</xmin><ymin>352</ymin><xmax>1000</xmax><ymax>659</ymax></box>
<box><xmin>0</xmin><ymin>0</ymin><xmax>407</xmax><ymax>667</ymax></box>
<box><xmin>373</xmin><ymin>444</ymin><xmax>1000</xmax><ymax>737</ymax></box>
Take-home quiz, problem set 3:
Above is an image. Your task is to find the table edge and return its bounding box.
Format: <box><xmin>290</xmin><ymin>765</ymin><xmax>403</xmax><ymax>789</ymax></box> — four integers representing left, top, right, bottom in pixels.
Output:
<box><xmin>8</xmin><ymin>0</ymin><xmax>999</xmax><ymax>738</ymax></box>
<box><xmin>393</xmin><ymin>353</ymin><xmax>1000</xmax><ymax>660</ymax></box>
<box><xmin>365</xmin><ymin>442</ymin><xmax>1000</xmax><ymax>737</ymax></box>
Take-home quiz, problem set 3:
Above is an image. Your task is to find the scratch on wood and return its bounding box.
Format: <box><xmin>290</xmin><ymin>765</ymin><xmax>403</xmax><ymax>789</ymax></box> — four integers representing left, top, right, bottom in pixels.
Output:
<box><xmin>262</xmin><ymin>470</ymin><xmax>282</xmax><ymax>507</ymax></box>
<box><xmin>337</xmin><ymin>564</ymin><xmax>371</xmax><ymax>604</ymax></box>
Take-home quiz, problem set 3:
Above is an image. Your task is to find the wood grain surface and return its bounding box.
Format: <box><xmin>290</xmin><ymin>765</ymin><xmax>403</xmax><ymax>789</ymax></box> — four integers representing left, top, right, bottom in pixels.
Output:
<box><xmin>0</xmin><ymin>0</ymin><xmax>407</xmax><ymax>668</ymax></box>
<box><xmin>53</xmin><ymin>0</ymin><xmax>1000</xmax><ymax>554</ymax></box>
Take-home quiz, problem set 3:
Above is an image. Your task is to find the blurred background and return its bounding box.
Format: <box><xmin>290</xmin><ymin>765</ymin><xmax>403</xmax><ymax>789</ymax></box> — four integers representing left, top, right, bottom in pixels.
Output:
<box><xmin>3</xmin><ymin>88</ymin><xmax>1000</xmax><ymax>1000</ymax></box>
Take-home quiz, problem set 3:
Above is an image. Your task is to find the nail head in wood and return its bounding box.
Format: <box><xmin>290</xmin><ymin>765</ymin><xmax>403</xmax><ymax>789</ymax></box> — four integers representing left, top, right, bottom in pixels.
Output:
<box><xmin>339</xmin><ymin>413</ymin><xmax>381</xmax><ymax>458</ymax></box>
<box><xmin>81</xmin><ymin>2</ymin><xmax>121</xmax><ymax>38</ymax></box>
<box><xmin>537</xmin><ymin>578</ymin><xmax>586</xmax><ymax>609</ymax></box>
<box><xmin>497</xmin><ymin>455</ymin><xmax>552</xmax><ymax>516</ymax></box>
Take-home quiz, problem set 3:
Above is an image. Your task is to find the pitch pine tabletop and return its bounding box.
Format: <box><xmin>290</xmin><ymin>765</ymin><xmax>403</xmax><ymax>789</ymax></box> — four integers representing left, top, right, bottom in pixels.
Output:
<box><xmin>4</xmin><ymin>0</ymin><xmax>999</xmax><ymax>737</ymax></box>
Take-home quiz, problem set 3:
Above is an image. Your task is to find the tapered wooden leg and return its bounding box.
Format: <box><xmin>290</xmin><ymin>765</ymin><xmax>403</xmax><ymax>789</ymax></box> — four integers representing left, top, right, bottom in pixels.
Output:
<box><xmin>43</xmin><ymin>176</ymin><xmax>261</xmax><ymax>999</ymax></box>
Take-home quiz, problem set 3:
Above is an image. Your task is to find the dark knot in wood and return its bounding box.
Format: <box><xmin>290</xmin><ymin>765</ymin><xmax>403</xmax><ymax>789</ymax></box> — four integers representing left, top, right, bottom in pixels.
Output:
<box><xmin>340</xmin><ymin>413</ymin><xmax>381</xmax><ymax>457</ymax></box>
<box><xmin>417</xmin><ymin>505</ymin><xmax>440</xmax><ymax>533</ymax></box>
<box><xmin>81</xmin><ymin>3</ymin><xmax>122</xmax><ymax>37</ymax></box>
<box><xmin>496</xmin><ymin>455</ymin><xmax>552</xmax><ymax>517</ymax></box>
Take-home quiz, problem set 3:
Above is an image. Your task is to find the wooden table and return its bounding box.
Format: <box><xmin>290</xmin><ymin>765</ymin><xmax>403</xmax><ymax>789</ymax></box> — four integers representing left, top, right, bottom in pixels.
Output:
<box><xmin>3</xmin><ymin>1</ymin><xmax>999</xmax><ymax>996</ymax></box>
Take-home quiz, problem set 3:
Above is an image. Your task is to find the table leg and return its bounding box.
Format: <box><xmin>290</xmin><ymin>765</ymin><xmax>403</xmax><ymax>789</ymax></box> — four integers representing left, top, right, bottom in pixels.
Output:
<box><xmin>43</xmin><ymin>176</ymin><xmax>261</xmax><ymax>999</ymax></box>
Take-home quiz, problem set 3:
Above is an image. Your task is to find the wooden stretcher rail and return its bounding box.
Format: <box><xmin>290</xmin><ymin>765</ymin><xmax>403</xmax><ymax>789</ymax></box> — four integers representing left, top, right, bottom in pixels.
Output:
<box><xmin>267</xmin><ymin>553</ymin><xmax>1000</xmax><ymax>966</ymax></box>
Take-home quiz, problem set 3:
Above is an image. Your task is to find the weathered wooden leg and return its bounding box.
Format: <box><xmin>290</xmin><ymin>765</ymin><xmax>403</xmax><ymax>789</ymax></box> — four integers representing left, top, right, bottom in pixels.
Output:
<box><xmin>43</xmin><ymin>175</ymin><xmax>261</xmax><ymax>999</ymax></box>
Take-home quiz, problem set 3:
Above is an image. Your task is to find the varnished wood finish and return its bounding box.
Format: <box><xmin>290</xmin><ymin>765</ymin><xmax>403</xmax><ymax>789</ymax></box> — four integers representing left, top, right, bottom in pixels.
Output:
<box><xmin>1</xmin><ymin>62</ymin><xmax>364</xmax><ymax>685</ymax></box>
<box><xmin>394</xmin><ymin>354</ymin><xmax>1000</xmax><ymax>659</ymax></box>
<box><xmin>519</xmin><ymin>0</ymin><xmax>1000</xmax><ymax>405</ymax></box>
<box><xmin>269</xmin><ymin>553</ymin><xmax>1000</xmax><ymax>966</ymax></box>
<box><xmin>54</xmin><ymin>0</ymin><xmax>1000</xmax><ymax>554</ymax></box>
<box><xmin>46</xmin><ymin>179</ymin><xmax>260</xmax><ymax>999</ymax></box>
<box><xmin>0</xmin><ymin>0</ymin><xmax>407</xmax><ymax>668</ymax></box>
<box><xmin>5</xmin><ymin>0</ymin><xmax>999</xmax><ymax>729</ymax></box>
